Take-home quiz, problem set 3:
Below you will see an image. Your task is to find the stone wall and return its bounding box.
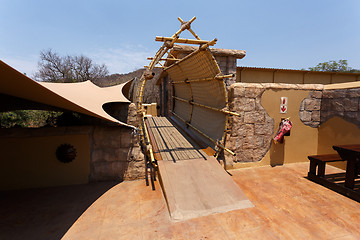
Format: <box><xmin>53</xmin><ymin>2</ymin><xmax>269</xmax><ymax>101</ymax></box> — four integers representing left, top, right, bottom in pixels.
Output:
<box><xmin>226</xmin><ymin>83</ymin><xmax>325</xmax><ymax>167</ymax></box>
<box><xmin>299</xmin><ymin>91</ymin><xmax>322</xmax><ymax>128</ymax></box>
<box><xmin>226</xmin><ymin>83</ymin><xmax>274</xmax><ymax>164</ymax></box>
<box><xmin>214</xmin><ymin>55</ymin><xmax>237</xmax><ymax>86</ymax></box>
<box><xmin>89</xmin><ymin>102</ymin><xmax>144</xmax><ymax>182</ymax></box>
<box><xmin>300</xmin><ymin>88</ymin><xmax>360</xmax><ymax>128</ymax></box>
<box><xmin>321</xmin><ymin>89</ymin><xmax>360</xmax><ymax>127</ymax></box>
<box><xmin>89</xmin><ymin>125</ymin><xmax>144</xmax><ymax>182</ymax></box>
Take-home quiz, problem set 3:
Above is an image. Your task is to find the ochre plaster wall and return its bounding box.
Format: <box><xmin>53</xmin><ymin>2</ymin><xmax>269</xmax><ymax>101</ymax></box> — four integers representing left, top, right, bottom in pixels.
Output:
<box><xmin>237</xmin><ymin>68</ymin><xmax>360</xmax><ymax>85</ymax></box>
<box><xmin>0</xmin><ymin>134</ymin><xmax>90</xmax><ymax>190</ymax></box>
<box><xmin>237</xmin><ymin>69</ymin><xmax>273</xmax><ymax>83</ymax></box>
<box><xmin>317</xmin><ymin>116</ymin><xmax>360</xmax><ymax>170</ymax></box>
<box><xmin>332</xmin><ymin>74</ymin><xmax>359</xmax><ymax>84</ymax></box>
<box><xmin>232</xmin><ymin>88</ymin><xmax>318</xmax><ymax>168</ymax></box>
<box><xmin>274</xmin><ymin>72</ymin><xmax>303</xmax><ymax>84</ymax></box>
<box><xmin>262</xmin><ymin>90</ymin><xmax>318</xmax><ymax>165</ymax></box>
<box><xmin>304</xmin><ymin>73</ymin><xmax>331</xmax><ymax>84</ymax></box>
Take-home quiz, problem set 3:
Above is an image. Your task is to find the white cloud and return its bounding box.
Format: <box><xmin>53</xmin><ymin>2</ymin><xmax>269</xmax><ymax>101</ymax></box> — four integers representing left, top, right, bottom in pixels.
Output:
<box><xmin>1</xmin><ymin>45</ymin><xmax>157</xmax><ymax>77</ymax></box>
<box><xmin>1</xmin><ymin>55</ymin><xmax>38</xmax><ymax>77</ymax></box>
<box><xmin>88</xmin><ymin>45</ymin><xmax>156</xmax><ymax>74</ymax></box>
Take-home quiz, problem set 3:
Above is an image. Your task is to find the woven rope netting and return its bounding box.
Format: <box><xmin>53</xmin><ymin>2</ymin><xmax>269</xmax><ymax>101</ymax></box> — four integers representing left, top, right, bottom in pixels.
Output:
<box><xmin>166</xmin><ymin>49</ymin><xmax>228</xmax><ymax>149</ymax></box>
<box><xmin>136</xmin><ymin>17</ymin><xmax>236</xmax><ymax>165</ymax></box>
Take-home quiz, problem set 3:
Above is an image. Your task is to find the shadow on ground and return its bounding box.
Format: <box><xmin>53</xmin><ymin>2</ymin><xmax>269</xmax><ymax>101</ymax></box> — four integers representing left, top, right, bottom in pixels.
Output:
<box><xmin>0</xmin><ymin>181</ymin><xmax>119</xmax><ymax>240</ymax></box>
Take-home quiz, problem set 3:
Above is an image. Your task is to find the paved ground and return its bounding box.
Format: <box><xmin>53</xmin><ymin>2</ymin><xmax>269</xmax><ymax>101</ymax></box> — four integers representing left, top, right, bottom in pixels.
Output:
<box><xmin>1</xmin><ymin>162</ymin><xmax>360</xmax><ymax>240</ymax></box>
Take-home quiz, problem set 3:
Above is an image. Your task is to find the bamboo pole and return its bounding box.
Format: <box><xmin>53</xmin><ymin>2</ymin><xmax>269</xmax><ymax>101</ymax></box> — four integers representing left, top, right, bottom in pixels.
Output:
<box><xmin>188</xmin><ymin>78</ymin><xmax>194</xmax><ymax>123</ymax></box>
<box><xmin>167</xmin><ymin>51</ymin><xmax>177</xmax><ymax>59</ymax></box>
<box><xmin>199</xmin><ymin>38</ymin><xmax>218</xmax><ymax>50</ymax></box>
<box><xmin>147</xmin><ymin>57</ymin><xmax>181</xmax><ymax>61</ymax></box>
<box><xmin>157</xmin><ymin>61</ymin><xmax>164</xmax><ymax>68</ymax></box>
<box><xmin>171</xmin><ymin>111</ymin><xmax>235</xmax><ymax>156</ymax></box>
<box><xmin>178</xmin><ymin>17</ymin><xmax>200</xmax><ymax>40</ymax></box>
<box><xmin>148</xmin><ymin>16</ymin><xmax>196</xmax><ymax>70</ymax></box>
<box><xmin>155</xmin><ymin>37</ymin><xmax>216</xmax><ymax>46</ymax></box>
<box><xmin>142</xmin><ymin>112</ymin><xmax>157</xmax><ymax>167</ymax></box>
<box><xmin>173</xmin><ymin>96</ymin><xmax>240</xmax><ymax>116</ymax></box>
<box><xmin>173</xmin><ymin>16</ymin><xmax>196</xmax><ymax>37</ymax></box>
<box><xmin>144</xmin><ymin>66</ymin><xmax>163</xmax><ymax>69</ymax></box>
<box><xmin>172</xmin><ymin>74</ymin><xmax>235</xmax><ymax>84</ymax></box>
<box><xmin>215</xmin><ymin>74</ymin><xmax>235</xmax><ymax>80</ymax></box>
<box><xmin>149</xmin><ymin>45</ymin><xmax>169</xmax><ymax>69</ymax></box>
<box><xmin>188</xmin><ymin>28</ymin><xmax>201</xmax><ymax>40</ymax></box>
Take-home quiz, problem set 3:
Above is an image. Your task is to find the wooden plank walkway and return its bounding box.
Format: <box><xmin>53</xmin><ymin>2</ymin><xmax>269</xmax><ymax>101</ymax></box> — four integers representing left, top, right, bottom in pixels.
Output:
<box><xmin>146</xmin><ymin>116</ymin><xmax>206</xmax><ymax>161</ymax></box>
<box><xmin>145</xmin><ymin>116</ymin><xmax>253</xmax><ymax>221</ymax></box>
<box><xmin>158</xmin><ymin>156</ymin><xmax>254</xmax><ymax>221</ymax></box>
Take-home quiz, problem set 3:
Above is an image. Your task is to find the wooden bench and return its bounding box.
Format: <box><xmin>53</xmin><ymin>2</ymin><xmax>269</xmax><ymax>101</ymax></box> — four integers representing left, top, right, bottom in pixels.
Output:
<box><xmin>308</xmin><ymin>154</ymin><xmax>345</xmax><ymax>178</ymax></box>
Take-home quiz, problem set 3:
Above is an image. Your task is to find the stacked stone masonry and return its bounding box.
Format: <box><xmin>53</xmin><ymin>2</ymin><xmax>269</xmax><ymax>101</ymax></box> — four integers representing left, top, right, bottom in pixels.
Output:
<box><xmin>321</xmin><ymin>89</ymin><xmax>360</xmax><ymax>127</ymax></box>
<box><xmin>214</xmin><ymin>56</ymin><xmax>237</xmax><ymax>86</ymax></box>
<box><xmin>299</xmin><ymin>91</ymin><xmax>322</xmax><ymax>128</ymax></box>
<box><xmin>226</xmin><ymin>84</ymin><xmax>274</xmax><ymax>164</ymax></box>
<box><xmin>300</xmin><ymin>88</ymin><xmax>360</xmax><ymax>128</ymax></box>
<box><xmin>89</xmin><ymin>126</ymin><xmax>144</xmax><ymax>182</ymax></box>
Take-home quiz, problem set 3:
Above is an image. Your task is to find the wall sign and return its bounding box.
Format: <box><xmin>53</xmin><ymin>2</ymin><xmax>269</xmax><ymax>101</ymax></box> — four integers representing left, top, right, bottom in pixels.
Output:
<box><xmin>280</xmin><ymin>97</ymin><xmax>288</xmax><ymax>114</ymax></box>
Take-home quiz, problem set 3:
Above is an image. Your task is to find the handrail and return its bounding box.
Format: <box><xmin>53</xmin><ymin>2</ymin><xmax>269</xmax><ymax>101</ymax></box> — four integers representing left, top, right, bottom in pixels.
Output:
<box><xmin>171</xmin><ymin>74</ymin><xmax>235</xmax><ymax>84</ymax></box>
<box><xmin>173</xmin><ymin>96</ymin><xmax>240</xmax><ymax>116</ymax></box>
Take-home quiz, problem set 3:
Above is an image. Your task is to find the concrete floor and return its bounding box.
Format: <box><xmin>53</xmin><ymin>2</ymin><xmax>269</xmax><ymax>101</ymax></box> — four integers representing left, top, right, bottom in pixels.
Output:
<box><xmin>1</xmin><ymin>162</ymin><xmax>360</xmax><ymax>240</ymax></box>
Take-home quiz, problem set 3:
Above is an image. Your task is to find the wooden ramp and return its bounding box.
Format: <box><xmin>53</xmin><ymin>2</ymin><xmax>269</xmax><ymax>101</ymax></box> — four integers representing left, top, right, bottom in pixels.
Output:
<box><xmin>146</xmin><ymin>117</ymin><xmax>253</xmax><ymax>221</ymax></box>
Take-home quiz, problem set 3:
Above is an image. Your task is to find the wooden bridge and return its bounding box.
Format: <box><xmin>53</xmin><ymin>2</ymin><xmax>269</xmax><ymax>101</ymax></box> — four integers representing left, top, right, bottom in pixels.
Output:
<box><xmin>146</xmin><ymin>116</ymin><xmax>253</xmax><ymax>221</ymax></box>
<box><xmin>137</xmin><ymin>17</ymin><xmax>253</xmax><ymax>221</ymax></box>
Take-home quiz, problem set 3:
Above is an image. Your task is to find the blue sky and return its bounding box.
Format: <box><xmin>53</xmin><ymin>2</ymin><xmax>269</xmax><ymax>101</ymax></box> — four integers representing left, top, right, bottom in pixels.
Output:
<box><xmin>1</xmin><ymin>0</ymin><xmax>359</xmax><ymax>76</ymax></box>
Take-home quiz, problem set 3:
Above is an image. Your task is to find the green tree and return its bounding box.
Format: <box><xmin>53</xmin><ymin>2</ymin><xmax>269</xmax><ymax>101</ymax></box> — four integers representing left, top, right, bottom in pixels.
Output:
<box><xmin>308</xmin><ymin>60</ymin><xmax>359</xmax><ymax>72</ymax></box>
<box><xmin>34</xmin><ymin>49</ymin><xmax>109</xmax><ymax>83</ymax></box>
<box><xmin>0</xmin><ymin>110</ymin><xmax>62</xmax><ymax>128</ymax></box>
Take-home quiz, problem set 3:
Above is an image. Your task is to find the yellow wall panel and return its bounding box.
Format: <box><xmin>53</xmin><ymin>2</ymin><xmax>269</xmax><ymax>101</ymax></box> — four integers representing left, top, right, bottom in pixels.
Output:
<box><xmin>0</xmin><ymin>134</ymin><xmax>90</xmax><ymax>190</ymax></box>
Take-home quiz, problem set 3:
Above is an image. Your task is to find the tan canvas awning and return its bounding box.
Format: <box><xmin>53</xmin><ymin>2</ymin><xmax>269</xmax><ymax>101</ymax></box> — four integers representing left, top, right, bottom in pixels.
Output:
<box><xmin>0</xmin><ymin>60</ymin><xmax>133</xmax><ymax>127</ymax></box>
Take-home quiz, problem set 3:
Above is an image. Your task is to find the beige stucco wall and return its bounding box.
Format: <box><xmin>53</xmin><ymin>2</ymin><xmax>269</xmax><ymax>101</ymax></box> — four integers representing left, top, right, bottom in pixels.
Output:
<box><xmin>237</xmin><ymin>69</ymin><xmax>273</xmax><ymax>83</ymax></box>
<box><xmin>237</xmin><ymin>68</ymin><xmax>360</xmax><ymax>85</ymax></box>
<box><xmin>0</xmin><ymin>134</ymin><xmax>90</xmax><ymax>190</ymax></box>
<box><xmin>274</xmin><ymin>72</ymin><xmax>303</xmax><ymax>84</ymax></box>
<box><xmin>304</xmin><ymin>72</ymin><xmax>331</xmax><ymax>84</ymax></box>
<box><xmin>0</xmin><ymin>117</ymin><xmax>145</xmax><ymax>190</ymax></box>
<box><xmin>331</xmin><ymin>74</ymin><xmax>358</xmax><ymax>84</ymax></box>
<box><xmin>317</xmin><ymin>116</ymin><xmax>360</xmax><ymax>170</ymax></box>
<box><xmin>262</xmin><ymin>90</ymin><xmax>318</xmax><ymax>165</ymax></box>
